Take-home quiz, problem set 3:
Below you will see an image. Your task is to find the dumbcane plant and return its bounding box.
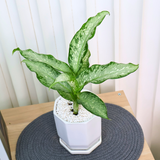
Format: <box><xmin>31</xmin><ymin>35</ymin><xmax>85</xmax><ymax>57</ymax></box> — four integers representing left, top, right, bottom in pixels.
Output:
<box><xmin>12</xmin><ymin>11</ymin><xmax>138</xmax><ymax>119</ymax></box>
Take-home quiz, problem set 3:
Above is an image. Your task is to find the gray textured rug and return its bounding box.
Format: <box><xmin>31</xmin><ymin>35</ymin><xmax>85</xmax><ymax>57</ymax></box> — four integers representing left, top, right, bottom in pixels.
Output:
<box><xmin>16</xmin><ymin>103</ymin><xmax>144</xmax><ymax>160</ymax></box>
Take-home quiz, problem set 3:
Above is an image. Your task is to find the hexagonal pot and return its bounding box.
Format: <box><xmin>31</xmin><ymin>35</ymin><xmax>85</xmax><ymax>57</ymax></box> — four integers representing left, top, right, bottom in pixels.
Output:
<box><xmin>53</xmin><ymin>96</ymin><xmax>102</xmax><ymax>154</ymax></box>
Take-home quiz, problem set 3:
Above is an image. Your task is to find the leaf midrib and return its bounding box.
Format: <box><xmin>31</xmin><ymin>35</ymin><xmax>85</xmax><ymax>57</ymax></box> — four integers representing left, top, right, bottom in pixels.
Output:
<box><xmin>28</xmin><ymin>62</ymin><xmax>72</xmax><ymax>92</ymax></box>
<box><xmin>57</xmin><ymin>82</ymin><xmax>72</xmax><ymax>92</ymax></box>
<box><xmin>81</xmin><ymin>67</ymin><xmax>130</xmax><ymax>84</ymax></box>
<box><xmin>75</xmin><ymin>17</ymin><xmax>102</xmax><ymax>73</ymax></box>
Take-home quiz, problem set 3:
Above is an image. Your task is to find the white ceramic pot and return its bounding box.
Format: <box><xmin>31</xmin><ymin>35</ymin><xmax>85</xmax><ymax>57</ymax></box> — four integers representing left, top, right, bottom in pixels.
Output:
<box><xmin>53</xmin><ymin>96</ymin><xmax>102</xmax><ymax>154</ymax></box>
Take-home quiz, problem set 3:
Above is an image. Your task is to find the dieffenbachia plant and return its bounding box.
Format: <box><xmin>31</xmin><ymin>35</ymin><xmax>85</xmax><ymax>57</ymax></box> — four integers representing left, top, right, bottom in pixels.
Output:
<box><xmin>12</xmin><ymin>11</ymin><xmax>139</xmax><ymax>119</ymax></box>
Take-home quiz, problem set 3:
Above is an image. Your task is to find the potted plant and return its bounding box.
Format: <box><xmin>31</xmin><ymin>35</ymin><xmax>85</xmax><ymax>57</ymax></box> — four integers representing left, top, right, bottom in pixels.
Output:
<box><xmin>12</xmin><ymin>11</ymin><xmax>139</xmax><ymax>154</ymax></box>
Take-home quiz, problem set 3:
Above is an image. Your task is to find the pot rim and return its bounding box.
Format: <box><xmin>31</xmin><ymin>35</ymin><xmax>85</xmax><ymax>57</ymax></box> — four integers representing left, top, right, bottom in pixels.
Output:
<box><xmin>53</xmin><ymin>96</ymin><xmax>98</xmax><ymax>124</ymax></box>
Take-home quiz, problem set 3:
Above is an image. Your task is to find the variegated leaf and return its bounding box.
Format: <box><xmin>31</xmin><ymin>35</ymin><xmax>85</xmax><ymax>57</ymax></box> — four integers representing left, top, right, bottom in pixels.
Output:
<box><xmin>77</xmin><ymin>62</ymin><xmax>139</xmax><ymax>90</ymax></box>
<box><xmin>77</xmin><ymin>91</ymin><xmax>109</xmax><ymax>119</ymax></box>
<box><xmin>58</xmin><ymin>90</ymin><xmax>76</xmax><ymax>102</ymax></box>
<box><xmin>13</xmin><ymin>48</ymin><xmax>73</xmax><ymax>74</ymax></box>
<box><xmin>22</xmin><ymin>60</ymin><xmax>72</xmax><ymax>93</ymax></box>
<box><xmin>68</xmin><ymin>11</ymin><xmax>110</xmax><ymax>74</ymax></box>
<box><xmin>49</xmin><ymin>73</ymin><xmax>75</xmax><ymax>89</ymax></box>
<box><xmin>77</xmin><ymin>49</ymin><xmax>91</xmax><ymax>75</ymax></box>
<box><xmin>67</xmin><ymin>80</ymin><xmax>80</xmax><ymax>93</ymax></box>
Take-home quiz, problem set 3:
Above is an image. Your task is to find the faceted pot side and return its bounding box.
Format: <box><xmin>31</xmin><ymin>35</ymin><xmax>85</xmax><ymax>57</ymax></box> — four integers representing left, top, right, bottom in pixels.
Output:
<box><xmin>53</xmin><ymin>96</ymin><xmax>102</xmax><ymax>154</ymax></box>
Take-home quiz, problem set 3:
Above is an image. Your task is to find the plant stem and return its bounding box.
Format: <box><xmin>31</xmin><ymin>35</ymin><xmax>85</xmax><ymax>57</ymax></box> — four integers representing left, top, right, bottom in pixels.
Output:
<box><xmin>73</xmin><ymin>100</ymin><xmax>79</xmax><ymax>115</ymax></box>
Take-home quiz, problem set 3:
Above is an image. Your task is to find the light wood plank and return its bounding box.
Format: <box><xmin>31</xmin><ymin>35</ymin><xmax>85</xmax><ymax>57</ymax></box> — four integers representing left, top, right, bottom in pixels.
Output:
<box><xmin>0</xmin><ymin>90</ymin><xmax>155</xmax><ymax>160</ymax></box>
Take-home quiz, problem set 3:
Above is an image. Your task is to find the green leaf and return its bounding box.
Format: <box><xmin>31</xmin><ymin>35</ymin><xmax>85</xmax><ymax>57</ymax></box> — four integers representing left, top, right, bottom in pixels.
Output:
<box><xmin>22</xmin><ymin>59</ymin><xmax>72</xmax><ymax>93</ymax></box>
<box><xmin>49</xmin><ymin>73</ymin><xmax>75</xmax><ymax>89</ymax></box>
<box><xmin>67</xmin><ymin>80</ymin><xmax>80</xmax><ymax>93</ymax></box>
<box><xmin>68</xmin><ymin>11</ymin><xmax>110</xmax><ymax>74</ymax></box>
<box><xmin>13</xmin><ymin>48</ymin><xmax>73</xmax><ymax>74</ymax></box>
<box><xmin>77</xmin><ymin>50</ymin><xmax>91</xmax><ymax>75</ymax></box>
<box><xmin>77</xmin><ymin>91</ymin><xmax>109</xmax><ymax>119</ymax></box>
<box><xmin>77</xmin><ymin>62</ymin><xmax>139</xmax><ymax>90</ymax></box>
<box><xmin>57</xmin><ymin>90</ymin><xmax>76</xmax><ymax>102</ymax></box>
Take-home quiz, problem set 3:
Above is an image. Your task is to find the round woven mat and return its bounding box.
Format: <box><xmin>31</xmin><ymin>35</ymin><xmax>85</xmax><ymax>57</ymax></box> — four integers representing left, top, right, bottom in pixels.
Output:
<box><xmin>16</xmin><ymin>103</ymin><xmax>144</xmax><ymax>160</ymax></box>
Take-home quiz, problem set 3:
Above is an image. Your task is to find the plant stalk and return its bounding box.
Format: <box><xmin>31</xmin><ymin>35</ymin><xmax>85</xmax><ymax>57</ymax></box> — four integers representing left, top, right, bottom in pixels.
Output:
<box><xmin>73</xmin><ymin>100</ymin><xmax>79</xmax><ymax>115</ymax></box>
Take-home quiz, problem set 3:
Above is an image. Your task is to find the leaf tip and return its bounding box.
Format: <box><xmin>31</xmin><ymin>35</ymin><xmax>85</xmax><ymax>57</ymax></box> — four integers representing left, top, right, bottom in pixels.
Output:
<box><xmin>107</xmin><ymin>117</ymin><xmax>111</xmax><ymax>120</ymax></box>
<box><xmin>102</xmin><ymin>114</ymin><xmax>110</xmax><ymax>120</ymax></box>
<box><xmin>128</xmin><ymin>63</ymin><xmax>139</xmax><ymax>71</ymax></box>
<box><xmin>104</xmin><ymin>11</ymin><xmax>110</xmax><ymax>16</ymax></box>
<box><xmin>12</xmin><ymin>47</ymin><xmax>20</xmax><ymax>55</ymax></box>
<box><xmin>134</xmin><ymin>63</ymin><xmax>139</xmax><ymax>71</ymax></box>
<box><xmin>99</xmin><ymin>11</ymin><xmax>110</xmax><ymax>17</ymax></box>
